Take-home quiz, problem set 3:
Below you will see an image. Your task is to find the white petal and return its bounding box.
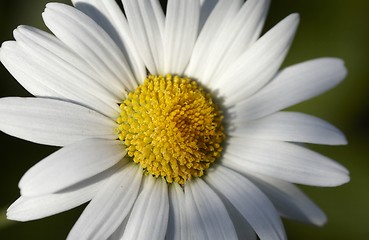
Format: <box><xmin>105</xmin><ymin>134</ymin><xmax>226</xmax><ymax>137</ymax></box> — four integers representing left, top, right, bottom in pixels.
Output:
<box><xmin>43</xmin><ymin>3</ymin><xmax>136</xmax><ymax>94</ymax></box>
<box><xmin>122</xmin><ymin>0</ymin><xmax>165</xmax><ymax>74</ymax></box>
<box><xmin>206</xmin><ymin>165</ymin><xmax>286</xmax><ymax>240</ymax></box>
<box><xmin>183</xmin><ymin>184</ymin><xmax>207</xmax><ymax>239</ymax></box>
<box><xmin>13</xmin><ymin>26</ymin><xmax>119</xmax><ymax>101</ymax></box>
<box><xmin>0</xmin><ymin>27</ymin><xmax>121</xmax><ymax>114</ymax></box>
<box><xmin>213</xmin><ymin>14</ymin><xmax>300</xmax><ymax>105</ymax></box>
<box><xmin>230</xmin><ymin>111</ymin><xmax>347</xmax><ymax>145</ymax></box>
<box><xmin>1</xmin><ymin>27</ymin><xmax>120</xmax><ymax>117</ymax></box>
<box><xmin>223</xmin><ymin>138</ymin><xmax>350</xmax><ymax>186</ymax></box>
<box><xmin>19</xmin><ymin>138</ymin><xmax>127</xmax><ymax>197</ymax></box>
<box><xmin>199</xmin><ymin>0</ymin><xmax>218</xmax><ymax>30</ymax></box>
<box><xmin>248</xmin><ymin>173</ymin><xmax>327</xmax><ymax>226</ymax></box>
<box><xmin>108</xmin><ymin>216</ymin><xmax>130</xmax><ymax>240</ymax></box>
<box><xmin>185</xmin><ymin>0</ymin><xmax>243</xmax><ymax>81</ymax></box>
<box><xmin>72</xmin><ymin>0</ymin><xmax>146</xmax><ymax>82</ymax></box>
<box><xmin>167</xmin><ymin>183</ymin><xmax>188</xmax><ymax>240</ymax></box>
<box><xmin>67</xmin><ymin>164</ymin><xmax>142</xmax><ymax>240</ymax></box>
<box><xmin>233</xmin><ymin>58</ymin><xmax>348</xmax><ymax>120</ymax></box>
<box><xmin>7</xmin><ymin>166</ymin><xmax>116</xmax><ymax>221</ymax></box>
<box><xmin>0</xmin><ymin>97</ymin><xmax>116</xmax><ymax>146</ymax></box>
<box><xmin>122</xmin><ymin>177</ymin><xmax>169</xmax><ymax>240</ymax></box>
<box><xmin>200</xmin><ymin>0</ymin><xmax>271</xmax><ymax>85</ymax></box>
<box><xmin>164</xmin><ymin>0</ymin><xmax>200</xmax><ymax>75</ymax></box>
<box><xmin>220</xmin><ymin>198</ymin><xmax>257</xmax><ymax>240</ymax></box>
<box><xmin>185</xmin><ymin>178</ymin><xmax>238</xmax><ymax>240</ymax></box>
<box><xmin>0</xmin><ymin>41</ymin><xmax>58</xmax><ymax>98</ymax></box>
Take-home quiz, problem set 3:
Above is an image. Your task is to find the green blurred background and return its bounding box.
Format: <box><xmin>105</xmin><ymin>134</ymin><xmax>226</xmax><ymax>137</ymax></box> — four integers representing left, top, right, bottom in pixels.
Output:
<box><xmin>0</xmin><ymin>0</ymin><xmax>368</xmax><ymax>239</ymax></box>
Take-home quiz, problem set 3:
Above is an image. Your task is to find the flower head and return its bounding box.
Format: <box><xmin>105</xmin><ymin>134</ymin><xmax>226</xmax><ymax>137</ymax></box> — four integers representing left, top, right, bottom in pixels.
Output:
<box><xmin>0</xmin><ymin>0</ymin><xmax>349</xmax><ymax>239</ymax></box>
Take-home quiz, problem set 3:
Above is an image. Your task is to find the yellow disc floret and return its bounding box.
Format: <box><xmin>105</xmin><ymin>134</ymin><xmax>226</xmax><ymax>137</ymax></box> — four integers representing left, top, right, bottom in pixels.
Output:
<box><xmin>116</xmin><ymin>74</ymin><xmax>225</xmax><ymax>184</ymax></box>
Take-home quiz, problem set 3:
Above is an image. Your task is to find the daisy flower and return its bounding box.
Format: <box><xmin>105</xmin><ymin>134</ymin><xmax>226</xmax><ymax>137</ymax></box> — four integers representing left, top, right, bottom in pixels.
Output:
<box><xmin>0</xmin><ymin>0</ymin><xmax>349</xmax><ymax>239</ymax></box>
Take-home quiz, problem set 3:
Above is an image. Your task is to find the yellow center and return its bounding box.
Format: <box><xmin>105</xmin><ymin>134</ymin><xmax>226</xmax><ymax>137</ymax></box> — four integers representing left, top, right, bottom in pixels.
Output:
<box><xmin>116</xmin><ymin>74</ymin><xmax>225</xmax><ymax>184</ymax></box>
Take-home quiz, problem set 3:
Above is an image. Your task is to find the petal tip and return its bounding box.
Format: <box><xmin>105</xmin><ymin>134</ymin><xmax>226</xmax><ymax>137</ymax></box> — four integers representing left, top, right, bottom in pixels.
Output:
<box><xmin>6</xmin><ymin>213</ymin><xmax>27</xmax><ymax>222</ymax></box>
<box><xmin>339</xmin><ymin>135</ymin><xmax>348</xmax><ymax>145</ymax></box>
<box><xmin>328</xmin><ymin>172</ymin><xmax>350</xmax><ymax>187</ymax></box>
<box><xmin>6</xmin><ymin>204</ymin><xmax>25</xmax><ymax>222</ymax></box>
<box><xmin>339</xmin><ymin>60</ymin><xmax>348</xmax><ymax>79</ymax></box>
<box><xmin>287</xmin><ymin>13</ymin><xmax>300</xmax><ymax>24</ymax></box>
<box><xmin>314</xmin><ymin>216</ymin><xmax>328</xmax><ymax>227</ymax></box>
<box><xmin>323</xmin><ymin>57</ymin><xmax>348</xmax><ymax>81</ymax></box>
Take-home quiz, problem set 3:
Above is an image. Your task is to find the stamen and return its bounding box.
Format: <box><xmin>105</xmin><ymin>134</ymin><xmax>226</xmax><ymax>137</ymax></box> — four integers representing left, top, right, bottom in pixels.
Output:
<box><xmin>116</xmin><ymin>74</ymin><xmax>225</xmax><ymax>184</ymax></box>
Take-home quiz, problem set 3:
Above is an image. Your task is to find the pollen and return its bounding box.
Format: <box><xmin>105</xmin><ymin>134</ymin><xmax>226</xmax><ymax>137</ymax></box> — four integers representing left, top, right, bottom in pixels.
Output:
<box><xmin>116</xmin><ymin>74</ymin><xmax>225</xmax><ymax>185</ymax></box>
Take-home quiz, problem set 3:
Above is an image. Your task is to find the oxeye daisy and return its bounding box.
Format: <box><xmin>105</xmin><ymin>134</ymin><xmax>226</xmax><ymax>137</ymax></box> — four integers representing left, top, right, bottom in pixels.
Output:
<box><xmin>0</xmin><ymin>0</ymin><xmax>349</xmax><ymax>239</ymax></box>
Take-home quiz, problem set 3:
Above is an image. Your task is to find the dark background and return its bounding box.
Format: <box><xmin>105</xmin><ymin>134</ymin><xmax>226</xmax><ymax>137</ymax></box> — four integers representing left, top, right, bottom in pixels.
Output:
<box><xmin>0</xmin><ymin>0</ymin><xmax>368</xmax><ymax>239</ymax></box>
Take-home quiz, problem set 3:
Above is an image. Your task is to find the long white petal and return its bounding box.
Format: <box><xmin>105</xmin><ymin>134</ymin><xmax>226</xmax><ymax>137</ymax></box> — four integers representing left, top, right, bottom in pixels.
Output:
<box><xmin>166</xmin><ymin>183</ymin><xmax>188</xmax><ymax>240</ymax></box>
<box><xmin>201</xmin><ymin>0</ymin><xmax>271</xmax><ymax>85</ymax></box>
<box><xmin>220</xmin><ymin>198</ymin><xmax>257</xmax><ymax>240</ymax></box>
<box><xmin>223</xmin><ymin>138</ymin><xmax>349</xmax><ymax>186</ymax></box>
<box><xmin>199</xmin><ymin>0</ymin><xmax>218</xmax><ymax>30</ymax></box>
<box><xmin>13</xmin><ymin>26</ymin><xmax>119</xmax><ymax>101</ymax></box>
<box><xmin>0</xmin><ymin>97</ymin><xmax>116</xmax><ymax>146</ymax></box>
<box><xmin>19</xmin><ymin>139</ymin><xmax>126</xmax><ymax>197</ymax></box>
<box><xmin>107</xmin><ymin>216</ymin><xmax>130</xmax><ymax>240</ymax></box>
<box><xmin>67</xmin><ymin>164</ymin><xmax>142</xmax><ymax>240</ymax></box>
<box><xmin>0</xmin><ymin>26</ymin><xmax>121</xmax><ymax>117</ymax></box>
<box><xmin>122</xmin><ymin>0</ymin><xmax>165</xmax><ymax>74</ymax></box>
<box><xmin>43</xmin><ymin>3</ymin><xmax>136</xmax><ymax>94</ymax></box>
<box><xmin>233</xmin><ymin>58</ymin><xmax>347</xmax><ymax>120</ymax></box>
<box><xmin>0</xmin><ymin>42</ymin><xmax>56</xmax><ymax>98</ymax></box>
<box><xmin>185</xmin><ymin>0</ymin><xmax>243</xmax><ymax>81</ymax></box>
<box><xmin>0</xmin><ymin>43</ymin><xmax>118</xmax><ymax>118</ymax></box>
<box><xmin>122</xmin><ymin>177</ymin><xmax>169</xmax><ymax>240</ymax></box>
<box><xmin>247</xmin><ymin>173</ymin><xmax>327</xmax><ymax>226</ymax></box>
<box><xmin>1</xmin><ymin>26</ymin><xmax>122</xmax><ymax>114</ymax></box>
<box><xmin>164</xmin><ymin>0</ymin><xmax>200</xmax><ymax>75</ymax></box>
<box><xmin>72</xmin><ymin>0</ymin><xmax>146</xmax><ymax>83</ymax></box>
<box><xmin>206</xmin><ymin>165</ymin><xmax>286</xmax><ymax>240</ymax></box>
<box><xmin>213</xmin><ymin>14</ymin><xmax>300</xmax><ymax>105</ymax></box>
<box><xmin>7</xmin><ymin>166</ymin><xmax>117</xmax><ymax>221</ymax></box>
<box><xmin>230</xmin><ymin>111</ymin><xmax>347</xmax><ymax>145</ymax></box>
<box><xmin>183</xmin><ymin>183</ymin><xmax>206</xmax><ymax>239</ymax></box>
<box><xmin>185</xmin><ymin>178</ymin><xmax>238</xmax><ymax>240</ymax></box>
